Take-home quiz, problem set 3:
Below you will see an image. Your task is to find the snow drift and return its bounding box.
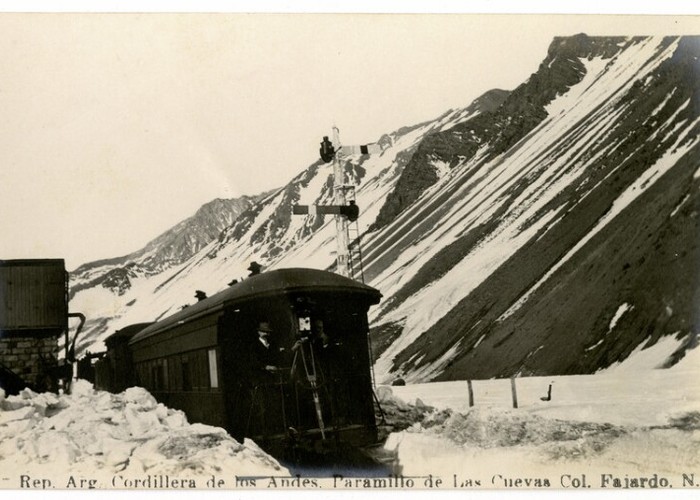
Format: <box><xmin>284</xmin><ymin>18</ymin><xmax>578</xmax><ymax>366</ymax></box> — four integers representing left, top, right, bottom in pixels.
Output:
<box><xmin>0</xmin><ymin>380</ymin><xmax>286</xmax><ymax>485</ymax></box>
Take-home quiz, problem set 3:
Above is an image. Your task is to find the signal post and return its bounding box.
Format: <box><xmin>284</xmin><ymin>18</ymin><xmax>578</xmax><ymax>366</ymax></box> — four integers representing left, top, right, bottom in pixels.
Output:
<box><xmin>296</xmin><ymin>129</ymin><xmax>378</xmax><ymax>279</ymax></box>
<box><xmin>331</xmin><ymin>127</ymin><xmax>349</xmax><ymax>277</ymax></box>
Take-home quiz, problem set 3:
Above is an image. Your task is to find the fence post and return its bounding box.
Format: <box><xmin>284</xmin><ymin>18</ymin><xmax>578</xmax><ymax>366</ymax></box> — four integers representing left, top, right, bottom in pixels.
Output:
<box><xmin>467</xmin><ymin>380</ymin><xmax>474</xmax><ymax>407</ymax></box>
<box><xmin>510</xmin><ymin>377</ymin><xmax>518</xmax><ymax>409</ymax></box>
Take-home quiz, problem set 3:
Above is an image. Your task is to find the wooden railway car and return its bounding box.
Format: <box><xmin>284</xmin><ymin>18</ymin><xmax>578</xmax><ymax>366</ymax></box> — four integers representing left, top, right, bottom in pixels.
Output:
<box><xmin>92</xmin><ymin>322</ymin><xmax>153</xmax><ymax>393</ymax></box>
<box><xmin>96</xmin><ymin>268</ymin><xmax>382</xmax><ymax>460</ymax></box>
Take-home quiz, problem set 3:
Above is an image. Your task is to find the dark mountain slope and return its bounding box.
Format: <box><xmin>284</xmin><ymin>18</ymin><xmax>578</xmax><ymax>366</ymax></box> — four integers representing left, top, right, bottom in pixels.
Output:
<box><xmin>372</xmin><ymin>35</ymin><xmax>700</xmax><ymax>380</ymax></box>
<box><xmin>370</xmin><ymin>36</ymin><xmax>634</xmax><ymax>232</ymax></box>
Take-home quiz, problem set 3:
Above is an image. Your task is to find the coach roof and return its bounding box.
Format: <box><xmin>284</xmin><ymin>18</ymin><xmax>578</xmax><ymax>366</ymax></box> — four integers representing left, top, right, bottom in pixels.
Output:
<box><xmin>129</xmin><ymin>268</ymin><xmax>381</xmax><ymax>345</ymax></box>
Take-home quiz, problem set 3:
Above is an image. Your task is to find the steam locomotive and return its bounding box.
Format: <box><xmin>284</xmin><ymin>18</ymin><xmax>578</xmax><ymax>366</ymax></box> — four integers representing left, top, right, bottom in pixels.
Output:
<box><xmin>94</xmin><ymin>268</ymin><xmax>383</xmax><ymax>465</ymax></box>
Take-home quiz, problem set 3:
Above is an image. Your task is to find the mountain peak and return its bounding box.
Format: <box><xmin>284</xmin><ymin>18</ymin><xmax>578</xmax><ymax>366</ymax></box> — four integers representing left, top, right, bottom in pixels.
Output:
<box><xmin>469</xmin><ymin>88</ymin><xmax>511</xmax><ymax>113</ymax></box>
<box><xmin>547</xmin><ymin>33</ymin><xmax>631</xmax><ymax>59</ymax></box>
<box><xmin>70</xmin><ymin>192</ymin><xmax>271</xmax><ymax>298</ymax></box>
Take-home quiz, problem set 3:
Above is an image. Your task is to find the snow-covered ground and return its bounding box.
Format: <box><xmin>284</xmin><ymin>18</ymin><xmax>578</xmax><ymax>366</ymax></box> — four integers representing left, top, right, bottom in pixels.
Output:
<box><xmin>383</xmin><ymin>343</ymin><xmax>700</xmax><ymax>484</ymax></box>
<box><xmin>2</xmin><ymin>343</ymin><xmax>699</xmax><ymax>491</ymax></box>
<box><xmin>0</xmin><ymin>380</ymin><xmax>286</xmax><ymax>489</ymax></box>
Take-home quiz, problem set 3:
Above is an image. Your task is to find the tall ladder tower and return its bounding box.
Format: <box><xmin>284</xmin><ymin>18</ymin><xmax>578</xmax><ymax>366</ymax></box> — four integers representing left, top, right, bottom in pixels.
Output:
<box><xmin>293</xmin><ymin>128</ymin><xmax>379</xmax><ymax>281</ymax></box>
<box><xmin>330</xmin><ymin>127</ymin><xmax>351</xmax><ymax>279</ymax></box>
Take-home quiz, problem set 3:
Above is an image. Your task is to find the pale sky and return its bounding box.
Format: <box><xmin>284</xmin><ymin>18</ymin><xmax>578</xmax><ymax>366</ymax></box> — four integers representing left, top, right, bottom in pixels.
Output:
<box><xmin>0</xmin><ymin>13</ymin><xmax>697</xmax><ymax>270</ymax></box>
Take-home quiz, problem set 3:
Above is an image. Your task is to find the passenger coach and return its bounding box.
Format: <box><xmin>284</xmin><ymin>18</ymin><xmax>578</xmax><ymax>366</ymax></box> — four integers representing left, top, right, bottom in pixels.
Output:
<box><xmin>95</xmin><ymin>268</ymin><xmax>382</xmax><ymax>457</ymax></box>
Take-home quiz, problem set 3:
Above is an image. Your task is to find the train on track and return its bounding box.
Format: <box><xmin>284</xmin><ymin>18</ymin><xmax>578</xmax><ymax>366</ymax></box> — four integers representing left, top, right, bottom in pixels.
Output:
<box><xmin>94</xmin><ymin>267</ymin><xmax>383</xmax><ymax>466</ymax></box>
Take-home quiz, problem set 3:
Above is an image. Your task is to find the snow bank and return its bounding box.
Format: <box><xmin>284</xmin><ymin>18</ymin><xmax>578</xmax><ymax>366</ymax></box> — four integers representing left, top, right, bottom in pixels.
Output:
<box><xmin>420</xmin><ymin>406</ymin><xmax>626</xmax><ymax>451</ymax></box>
<box><xmin>0</xmin><ymin>380</ymin><xmax>286</xmax><ymax>483</ymax></box>
<box><xmin>375</xmin><ymin>386</ymin><xmax>433</xmax><ymax>440</ymax></box>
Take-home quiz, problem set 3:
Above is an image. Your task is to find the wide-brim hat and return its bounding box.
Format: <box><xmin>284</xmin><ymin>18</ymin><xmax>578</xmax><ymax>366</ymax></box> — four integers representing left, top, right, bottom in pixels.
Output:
<box><xmin>257</xmin><ymin>321</ymin><xmax>273</xmax><ymax>333</ymax></box>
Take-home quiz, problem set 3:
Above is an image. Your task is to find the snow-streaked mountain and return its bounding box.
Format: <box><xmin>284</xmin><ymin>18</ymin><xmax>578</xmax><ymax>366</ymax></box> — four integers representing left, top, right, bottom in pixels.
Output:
<box><xmin>69</xmin><ymin>196</ymin><xmax>261</xmax><ymax>327</ymax></box>
<box><xmin>69</xmin><ymin>89</ymin><xmax>507</xmax><ymax>350</ymax></box>
<box><xmin>367</xmin><ymin>35</ymin><xmax>700</xmax><ymax>382</ymax></box>
<box><xmin>71</xmin><ymin>35</ymin><xmax>699</xmax><ymax>385</ymax></box>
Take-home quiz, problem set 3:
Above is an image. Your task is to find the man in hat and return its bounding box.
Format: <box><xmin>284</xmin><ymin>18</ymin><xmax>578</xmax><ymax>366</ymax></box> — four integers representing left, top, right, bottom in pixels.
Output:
<box><xmin>249</xmin><ymin>321</ymin><xmax>287</xmax><ymax>436</ymax></box>
<box><xmin>247</xmin><ymin>261</ymin><xmax>262</xmax><ymax>277</ymax></box>
<box><xmin>254</xmin><ymin>321</ymin><xmax>278</xmax><ymax>374</ymax></box>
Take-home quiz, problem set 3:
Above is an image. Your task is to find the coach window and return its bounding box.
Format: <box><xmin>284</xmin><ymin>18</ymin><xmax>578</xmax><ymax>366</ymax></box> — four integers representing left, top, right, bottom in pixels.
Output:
<box><xmin>163</xmin><ymin>359</ymin><xmax>169</xmax><ymax>390</ymax></box>
<box><xmin>152</xmin><ymin>359</ymin><xmax>168</xmax><ymax>391</ymax></box>
<box><xmin>190</xmin><ymin>351</ymin><xmax>202</xmax><ymax>391</ymax></box>
<box><xmin>208</xmin><ymin>348</ymin><xmax>219</xmax><ymax>389</ymax></box>
<box><xmin>181</xmin><ymin>355</ymin><xmax>191</xmax><ymax>391</ymax></box>
<box><xmin>151</xmin><ymin>360</ymin><xmax>166</xmax><ymax>391</ymax></box>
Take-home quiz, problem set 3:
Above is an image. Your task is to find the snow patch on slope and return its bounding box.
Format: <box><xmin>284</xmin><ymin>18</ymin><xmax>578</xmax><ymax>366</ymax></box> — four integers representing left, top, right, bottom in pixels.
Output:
<box><xmin>609</xmin><ymin>303</ymin><xmax>633</xmax><ymax>331</ymax></box>
<box><xmin>601</xmin><ymin>334</ymin><xmax>683</xmax><ymax>373</ymax></box>
<box><xmin>404</xmin><ymin>343</ymin><xmax>461</xmax><ymax>383</ymax></box>
<box><xmin>545</xmin><ymin>56</ymin><xmax>610</xmax><ymax>117</ymax></box>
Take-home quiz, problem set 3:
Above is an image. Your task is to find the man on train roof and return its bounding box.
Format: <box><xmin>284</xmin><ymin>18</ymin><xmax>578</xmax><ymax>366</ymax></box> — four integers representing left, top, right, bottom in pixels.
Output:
<box><xmin>247</xmin><ymin>261</ymin><xmax>262</xmax><ymax>276</ymax></box>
